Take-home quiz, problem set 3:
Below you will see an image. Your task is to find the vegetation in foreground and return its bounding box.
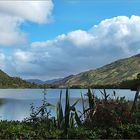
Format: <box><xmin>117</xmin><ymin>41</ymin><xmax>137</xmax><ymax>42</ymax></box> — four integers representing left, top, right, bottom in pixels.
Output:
<box><xmin>0</xmin><ymin>89</ymin><xmax>140</xmax><ymax>139</ymax></box>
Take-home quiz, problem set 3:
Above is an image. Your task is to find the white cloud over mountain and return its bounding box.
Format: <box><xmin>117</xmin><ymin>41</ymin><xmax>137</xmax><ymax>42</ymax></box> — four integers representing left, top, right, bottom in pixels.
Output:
<box><xmin>0</xmin><ymin>0</ymin><xmax>53</xmax><ymax>46</ymax></box>
<box><xmin>5</xmin><ymin>15</ymin><xmax>140</xmax><ymax>80</ymax></box>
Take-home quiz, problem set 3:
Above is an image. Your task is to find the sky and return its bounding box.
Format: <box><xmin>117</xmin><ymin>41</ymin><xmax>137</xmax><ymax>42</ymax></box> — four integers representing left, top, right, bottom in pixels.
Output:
<box><xmin>0</xmin><ymin>0</ymin><xmax>140</xmax><ymax>80</ymax></box>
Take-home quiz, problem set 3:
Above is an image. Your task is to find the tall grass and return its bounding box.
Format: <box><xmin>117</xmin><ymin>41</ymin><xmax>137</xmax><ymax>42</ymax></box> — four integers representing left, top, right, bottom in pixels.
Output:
<box><xmin>22</xmin><ymin>88</ymin><xmax>140</xmax><ymax>139</ymax></box>
<box><xmin>56</xmin><ymin>88</ymin><xmax>80</xmax><ymax>137</ymax></box>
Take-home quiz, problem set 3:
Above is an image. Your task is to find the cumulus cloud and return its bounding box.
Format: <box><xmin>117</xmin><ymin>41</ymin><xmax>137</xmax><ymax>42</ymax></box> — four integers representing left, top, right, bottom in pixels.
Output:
<box><xmin>0</xmin><ymin>0</ymin><xmax>53</xmax><ymax>46</ymax></box>
<box><xmin>3</xmin><ymin>15</ymin><xmax>140</xmax><ymax>80</ymax></box>
<box><xmin>0</xmin><ymin>51</ymin><xmax>6</xmax><ymax>69</ymax></box>
<box><xmin>0</xmin><ymin>14</ymin><xmax>26</xmax><ymax>46</ymax></box>
<box><xmin>0</xmin><ymin>1</ymin><xmax>53</xmax><ymax>24</ymax></box>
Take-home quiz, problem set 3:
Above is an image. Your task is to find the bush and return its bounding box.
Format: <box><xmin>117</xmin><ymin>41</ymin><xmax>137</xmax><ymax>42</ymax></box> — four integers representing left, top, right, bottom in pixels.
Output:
<box><xmin>84</xmin><ymin>94</ymin><xmax>132</xmax><ymax>128</ymax></box>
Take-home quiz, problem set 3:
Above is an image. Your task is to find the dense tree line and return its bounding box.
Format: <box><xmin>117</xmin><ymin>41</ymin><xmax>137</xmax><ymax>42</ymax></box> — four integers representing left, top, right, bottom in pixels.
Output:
<box><xmin>119</xmin><ymin>73</ymin><xmax>140</xmax><ymax>90</ymax></box>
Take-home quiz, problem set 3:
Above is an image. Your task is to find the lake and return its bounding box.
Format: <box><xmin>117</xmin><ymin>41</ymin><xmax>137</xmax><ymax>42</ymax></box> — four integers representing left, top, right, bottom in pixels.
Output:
<box><xmin>0</xmin><ymin>89</ymin><xmax>136</xmax><ymax>121</ymax></box>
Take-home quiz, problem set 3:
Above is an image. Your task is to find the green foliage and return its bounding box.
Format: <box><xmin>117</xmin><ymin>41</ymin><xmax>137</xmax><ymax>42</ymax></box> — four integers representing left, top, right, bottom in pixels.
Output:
<box><xmin>120</xmin><ymin>73</ymin><xmax>140</xmax><ymax>90</ymax></box>
<box><xmin>24</xmin><ymin>89</ymin><xmax>54</xmax><ymax>130</ymax></box>
<box><xmin>56</xmin><ymin>90</ymin><xmax>63</xmax><ymax>129</ymax></box>
<box><xmin>84</xmin><ymin>89</ymin><xmax>133</xmax><ymax>128</ymax></box>
<box><xmin>0</xmin><ymin>120</ymin><xmax>63</xmax><ymax>139</ymax></box>
<box><xmin>56</xmin><ymin>88</ymin><xmax>80</xmax><ymax>137</ymax></box>
<box><xmin>1</xmin><ymin>120</ymin><xmax>140</xmax><ymax>139</ymax></box>
<box><xmin>64</xmin><ymin>88</ymin><xmax>70</xmax><ymax>135</ymax></box>
<box><xmin>1</xmin><ymin>89</ymin><xmax>140</xmax><ymax>139</ymax></box>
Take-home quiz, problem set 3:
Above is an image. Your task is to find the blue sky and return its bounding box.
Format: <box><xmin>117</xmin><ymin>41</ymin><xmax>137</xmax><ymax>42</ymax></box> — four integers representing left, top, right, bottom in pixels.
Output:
<box><xmin>0</xmin><ymin>0</ymin><xmax>140</xmax><ymax>80</ymax></box>
<box><xmin>21</xmin><ymin>0</ymin><xmax>140</xmax><ymax>42</ymax></box>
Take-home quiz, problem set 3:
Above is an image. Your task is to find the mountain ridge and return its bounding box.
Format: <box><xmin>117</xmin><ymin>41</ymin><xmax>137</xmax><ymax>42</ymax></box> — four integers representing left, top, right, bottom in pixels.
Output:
<box><xmin>53</xmin><ymin>53</ymin><xmax>140</xmax><ymax>88</ymax></box>
<box><xmin>0</xmin><ymin>53</ymin><xmax>140</xmax><ymax>89</ymax></box>
<box><xmin>26</xmin><ymin>78</ymin><xmax>63</xmax><ymax>84</ymax></box>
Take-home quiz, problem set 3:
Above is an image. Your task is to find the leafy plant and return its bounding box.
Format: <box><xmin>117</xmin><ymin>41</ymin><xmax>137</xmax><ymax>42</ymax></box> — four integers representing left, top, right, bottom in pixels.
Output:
<box><xmin>24</xmin><ymin>89</ymin><xmax>54</xmax><ymax>129</ymax></box>
<box><xmin>56</xmin><ymin>88</ymin><xmax>81</xmax><ymax>137</ymax></box>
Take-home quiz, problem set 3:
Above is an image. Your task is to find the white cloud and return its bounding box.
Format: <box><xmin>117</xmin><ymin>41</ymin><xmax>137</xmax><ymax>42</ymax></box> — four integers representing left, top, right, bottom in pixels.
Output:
<box><xmin>0</xmin><ymin>52</ymin><xmax>6</xmax><ymax>69</ymax></box>
<box><xmin>3</xmin><ymin>15</ymin><xmax>140</xmax><ymax>80</ymax></box>
<box><xmin>0</xmin><ymin>1</ymin><xmax>53</xmax><ymax>24</ymax></box>
<box><xmin>0</xmin><ymin>0</ymin><xmax>53</xmax><ymax>46</ymax></box>
<box><xmin>66</xmin><ymin>30</ymin><xmax>94</xmax><ymax>47</ymax></box>
<box><xmin>0</xmin><ymin>14</ymin><xmax>26</xmax><ymax>46</ymax></box>
<box><xmin>14</xmin><ymin>50</ymin><xmax>34</xmax><ymax>62</ymax></box>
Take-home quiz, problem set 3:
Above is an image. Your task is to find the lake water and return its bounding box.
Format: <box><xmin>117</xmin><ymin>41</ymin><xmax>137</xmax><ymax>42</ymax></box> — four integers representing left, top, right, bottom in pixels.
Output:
<box><xmin>0</xmin><ymin>89</ymin><xmax>136</xmax><ymax>121</ymax></box>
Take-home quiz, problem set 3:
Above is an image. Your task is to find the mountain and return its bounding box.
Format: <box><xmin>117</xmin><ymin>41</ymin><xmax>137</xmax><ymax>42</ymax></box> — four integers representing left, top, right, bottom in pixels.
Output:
<box><xmin>45</xmin><ymin>78</ymin><xmax>63</xmax><ymax>84</ymax></box>
<box><xmin>26</xmin><ymin>78</ymin><xmax>63</xmax><ymax>85</ymax></box>
<box><xmin>53</xmin><ymin>75</ymin><xmax>74</xmax><ymax>85</ymax></box>
<box><xmin>1</xmin><ymin>53</ymin><xmax>140</xmax><ymax>89</ymax></box>
<box><xmin>54</xmin><ymin>54</ymin><xmax>140</xmax><ymax>88</ymax></box>
<box><xmin>26</xmin><ymin>79</ymin><xmax>45</xmax><ymax>84</ymax></box>
<box><xmin>0</xmin><ymin>70</ymin><xmax>40</xmax><ymax>88</ymax></box>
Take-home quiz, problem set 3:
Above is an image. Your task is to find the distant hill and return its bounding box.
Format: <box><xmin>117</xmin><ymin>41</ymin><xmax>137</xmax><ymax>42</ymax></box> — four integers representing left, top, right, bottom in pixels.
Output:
<box><xmin>54</xmin><ymin>54</ymin><xmax>140</xmax><ymax>88</ymax></box>
<box><xmin>53</xmin><ymin>75</ymin><xmax>74</xmax><ymax>85</ymax></box>
<box><xmin>0</xmin><ymin>70</ymin><xmax>40</xmax><ymax>88</ymax></box>
<box><xmin>26</xmin><ymin>79</ymin><xmax>45</xmax><ymax>84</ymax></box>
<box><xmin>26</xmin><ymin>78</ymin><xmax>63</xmax><ymax>85</ymax></box>
<box><xmin>45</xmin><ymin>78</ymin><xmax>63</xmax><ymax>84</ymax></box>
